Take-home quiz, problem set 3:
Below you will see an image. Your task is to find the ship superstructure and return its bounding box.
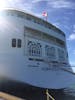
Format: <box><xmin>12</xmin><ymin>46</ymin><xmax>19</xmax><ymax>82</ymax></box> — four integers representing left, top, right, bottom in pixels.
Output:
<box><xmin>0</xmin><ymin>9</ymin><xmax>75</xmax><ymax>89</ymax></box>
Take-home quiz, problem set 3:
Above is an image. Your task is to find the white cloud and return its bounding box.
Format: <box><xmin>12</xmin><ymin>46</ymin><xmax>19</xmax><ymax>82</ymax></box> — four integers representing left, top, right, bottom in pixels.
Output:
<box><xmin>70</xmin><ymin>60</ymin><xmax>75</xmax><ymax>66</ymax></box>
<box><xmin>14</xmin><ymin>1</ymin><xmax>32</xmax><ymax>10</ymax></box>
<box><xmin>31</xmin><ymin>0</ymin><xmax>75</xmax><ymax>10</ymax></box>
<box><xmin>67</xmin><ymin>24</ymin><xmax>75</xmax><ymax>41</ymax></box>
<box><xmin>48</xmin><ymin>0</ymin><xmax>75</xmax><ymax>9</ymax></box>
<box><xmin>32</xmin><ymin>0</ymin><xmax>49</xmax><ymax>3</ymax></box>
<box><xmin>0</xmin><ymin>0</ymin><xmax>33</xmax><ymax>11</ymax></box>
<box><xmin>2</xmin><ymin>0</ymin><xmax>75</xmax><ymax>11</ymax></box>
<box><xmin>68</xmin><ymin>34</ymin><xmax>75</xmax><ymax>40</ymax></box>
<box><xmin>32</xmin><ymin>0</ymin><xmax>44</xmax><ymax>3</ymax></box>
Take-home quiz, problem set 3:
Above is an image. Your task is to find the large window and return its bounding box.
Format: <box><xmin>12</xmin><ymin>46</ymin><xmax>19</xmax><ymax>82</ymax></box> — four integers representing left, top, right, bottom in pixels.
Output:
<box><xmin>28</xmin><ymin>41</ymin><xmax>42</xmax><ymax>57</ymax></box>
<box><xmin>45</xmin><ymin>45</ymin><xmax>56</xmax><ymax>59</ymax></box>
<box><xmin>58</xmin><ymin>49</ymin><xmax>65</xmax><ymax>61</ymax></box>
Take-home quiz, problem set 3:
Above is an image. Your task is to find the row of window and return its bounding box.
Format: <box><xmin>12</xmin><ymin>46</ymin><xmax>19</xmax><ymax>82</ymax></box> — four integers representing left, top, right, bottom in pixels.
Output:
<box><xmin>12</xmin><ymin>39</ymin><xmax>22</xmax><ymax>48</ymax></box>
<box><xmin>11</xmin><ymin>39</ymin><xmax>65</xmax><ymax>60</ymax></box>
<box><xmin>27</xmin><ymin>41</ymin><xmax>65</xmax><ymax>60</ymax></box>
<box><xmin>25</xmin><ymin>28</ymin><xmax>65</xmax><ymax>48</ymax></box>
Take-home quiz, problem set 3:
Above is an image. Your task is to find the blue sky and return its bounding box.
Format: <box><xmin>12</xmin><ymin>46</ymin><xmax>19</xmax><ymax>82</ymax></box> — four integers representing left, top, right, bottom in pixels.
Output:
<box><xmin>0</xmin><ymin>0</ymin><xmax>75</xmax><ymax>65</ymax></box>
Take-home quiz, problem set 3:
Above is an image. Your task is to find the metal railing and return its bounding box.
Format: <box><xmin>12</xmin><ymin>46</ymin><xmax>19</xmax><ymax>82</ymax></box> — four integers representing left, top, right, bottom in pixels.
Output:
<box><xmin>46</xmin><ymin>89</ymin><xmax>55</xmax><ymax>100</ymax></box>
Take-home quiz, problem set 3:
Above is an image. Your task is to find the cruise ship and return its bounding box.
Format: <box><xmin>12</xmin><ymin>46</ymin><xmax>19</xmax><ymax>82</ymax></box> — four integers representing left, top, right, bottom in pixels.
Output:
<box><xmin>0</xmin><ymin>9</ymin><xmax>75</xmax><ymax>91</ymax></box>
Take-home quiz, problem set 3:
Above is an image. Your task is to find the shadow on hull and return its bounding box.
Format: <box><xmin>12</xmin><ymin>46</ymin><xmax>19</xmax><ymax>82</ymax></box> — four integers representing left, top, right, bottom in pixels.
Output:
<box><xmin>0</xmin><ymin>77</ymin><xmax>66</xmax><ymax>100</ymax></box>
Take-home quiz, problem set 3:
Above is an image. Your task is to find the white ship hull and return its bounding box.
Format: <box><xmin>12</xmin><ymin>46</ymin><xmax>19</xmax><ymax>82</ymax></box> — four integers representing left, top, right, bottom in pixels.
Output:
<box><xmin>0</xmin><ymin>54</ymin><xmax>75</xmax><ymax>89</ymax></box>
<box><xmin>0</xmin><ymin>9</ymin><xmax>75</xmax><ymax>89</ymax></box>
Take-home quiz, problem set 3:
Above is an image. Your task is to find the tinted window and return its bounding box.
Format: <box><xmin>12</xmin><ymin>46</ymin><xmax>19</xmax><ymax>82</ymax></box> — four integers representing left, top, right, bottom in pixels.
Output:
<box><xmin>17</xmin><ymin>39</ymin><xmax>21</xmax><ymax>48</ymax></box>
<box><xmin>12</xmin><ymin>39</ymin><xmax>16</xmax><ymax>47</ymax></box>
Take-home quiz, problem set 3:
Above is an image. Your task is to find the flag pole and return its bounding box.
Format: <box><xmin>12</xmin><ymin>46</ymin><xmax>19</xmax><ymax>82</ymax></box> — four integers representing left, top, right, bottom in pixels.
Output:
<box><xmin>46</xmin><ymin>13</ymin><xmax>48</xmax><ymax>21</ymax></box>
<box><xmin>42</xmin><ymin>11</ymin><xmax>48</xmax><ymax>22</ymax></box>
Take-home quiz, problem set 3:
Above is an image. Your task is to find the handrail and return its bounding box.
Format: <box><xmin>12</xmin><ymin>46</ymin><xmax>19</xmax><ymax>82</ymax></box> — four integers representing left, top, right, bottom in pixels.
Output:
<box><xmin>46</xmin><ymin>89</ymin><xmax>55</xmax><ymax>100</ymax></box>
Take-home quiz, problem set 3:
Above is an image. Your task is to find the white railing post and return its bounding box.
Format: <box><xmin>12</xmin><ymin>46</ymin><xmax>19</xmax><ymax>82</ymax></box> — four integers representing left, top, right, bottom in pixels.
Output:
<box><xmin>46</xmin><ymin>89</ymin><xmax>55</xmax><ymax>100</ymax></box>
